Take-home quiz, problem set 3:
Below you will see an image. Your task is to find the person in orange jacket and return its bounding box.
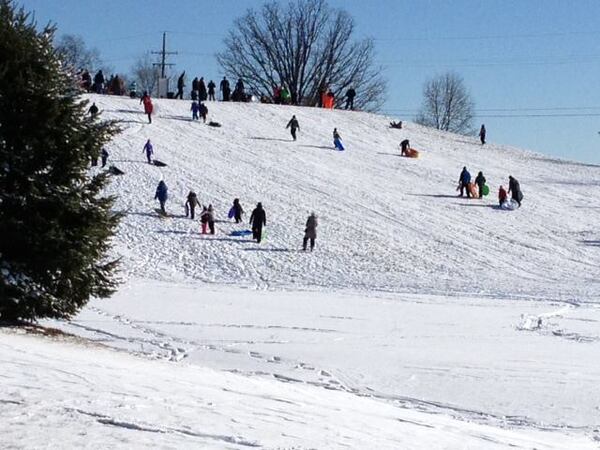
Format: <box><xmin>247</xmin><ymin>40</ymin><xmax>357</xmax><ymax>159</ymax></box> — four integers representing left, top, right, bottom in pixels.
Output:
<box><xmin>498</xmin><ymin>185</ymin><xmax>507</xmax><ymax>206</ymax></box>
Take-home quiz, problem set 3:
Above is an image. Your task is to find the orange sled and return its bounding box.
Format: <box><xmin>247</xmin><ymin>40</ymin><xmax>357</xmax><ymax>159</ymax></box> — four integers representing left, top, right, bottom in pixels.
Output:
<box><xmin>405</xmin><ymin>148</ymin><xmax>420</xmax><ymax>158</ymax></box>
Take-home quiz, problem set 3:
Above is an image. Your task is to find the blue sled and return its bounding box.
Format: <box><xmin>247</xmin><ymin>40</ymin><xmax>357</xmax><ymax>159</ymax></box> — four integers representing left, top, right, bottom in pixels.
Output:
<box><xmin>334</xmin><ymin>138</ymin><xmax>345</xmax><ymax>151</ymax></box>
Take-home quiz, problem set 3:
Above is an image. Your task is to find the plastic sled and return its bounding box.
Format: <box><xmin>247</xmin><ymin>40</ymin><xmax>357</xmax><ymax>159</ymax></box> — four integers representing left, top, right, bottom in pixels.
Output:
<box><xmin>334</xmin><ymin>138</ymin><xmax>345</xmax><ymax>151</ymax></box>
<box><xmin>406</xmin><ymin>148</ymin><xmax>419</xmax><ymax>158</ymax></box>
<box><xmin>501</xmin><ymin>199</ymin><xmax>519</xmax><ymax>210</ymax></box>
<box><xmin>482</xmin><ymin>184</ymin><xmax>490</xmax><ymax>196</ymax></box>
<box><xmin>228</xmin><ymin>207</ymin><xmax>235</xmax><ymax>219</ymax></box>
<box><xmin>208</xmin><ymin>121</ymin><xmax>221</xmax><ymax>127</ymax></box>
<box><xmin>230</xmin><ymin>230</ymin><xmax>252</xmax><ymax>237</ymax></box>
<box><xmin>468</xmin><ymin>182</ymin><xmax>478</xmax><ymax>198</ymax></box>
<box><xmin>153</xmin><ymin>160</ymin><xmax>168</xmax><ymax>167</ymax></box>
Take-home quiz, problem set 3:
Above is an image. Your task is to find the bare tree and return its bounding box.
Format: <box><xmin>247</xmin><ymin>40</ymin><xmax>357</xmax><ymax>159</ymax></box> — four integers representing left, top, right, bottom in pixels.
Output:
<box><xmin>55</xmin><ymin>34</ymin><xmax>101</xmax><ymax>71</ymax></box>
<box><xmin>415</xmin><ymin>72</ymin><xmax>475</xmax><ymax>135</ymax></box>
<box><xmin>216</xmin><ymin>0</ymin><xmax>386</xmax><ymax>110</ymax></box>
<box><xmin>131</xmin><ymin>53</ymin><xmax>160</xmax><ymax>95</ymax></box>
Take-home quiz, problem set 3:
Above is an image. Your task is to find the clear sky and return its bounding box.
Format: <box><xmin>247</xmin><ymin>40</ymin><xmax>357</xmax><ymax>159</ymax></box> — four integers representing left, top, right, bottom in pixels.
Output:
<box><xmin>17</xmin><ymin>0</ymin><xmax>600</xmax><ymax>164</ymax></box>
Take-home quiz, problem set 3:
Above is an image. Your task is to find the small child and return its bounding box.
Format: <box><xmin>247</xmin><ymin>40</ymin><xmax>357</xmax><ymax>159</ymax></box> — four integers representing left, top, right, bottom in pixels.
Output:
<box><xmin>229</xmin><ymin>198</ymin><xmax>244</xmax><ymax>224</ymax></box>
<box><xmin>201</xmin><ymin>205</ymin><xmax>215</xmax><ymax>234</ymax></box>
<box><xmin>191</xmin><ymin>101</ymin><xmax>200</xmax><ymax>120</ymax></box>
<box><xmin>498</xmin><ymin>185</ymin><xmax>507</xmax><ymax>206</ymax></box>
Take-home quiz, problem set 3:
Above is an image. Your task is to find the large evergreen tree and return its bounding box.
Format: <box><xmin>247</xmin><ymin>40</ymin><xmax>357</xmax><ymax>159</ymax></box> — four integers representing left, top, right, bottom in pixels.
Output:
<box><xmin>0</xmin><ymin>1</ymin><xmax>121</xmax><ymax>321</ymax></box>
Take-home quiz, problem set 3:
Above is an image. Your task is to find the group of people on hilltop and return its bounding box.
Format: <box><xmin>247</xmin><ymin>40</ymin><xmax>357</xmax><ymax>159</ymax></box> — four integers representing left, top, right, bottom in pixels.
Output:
<box><xmin>458</xmin><ymin>166</ymin><xmax>523</xmax><ymax>207</ymax></box>
<box><xmin>79</xmin><ymin>69</ymin><xmax>137</xmax><ymax>97</ymax></box>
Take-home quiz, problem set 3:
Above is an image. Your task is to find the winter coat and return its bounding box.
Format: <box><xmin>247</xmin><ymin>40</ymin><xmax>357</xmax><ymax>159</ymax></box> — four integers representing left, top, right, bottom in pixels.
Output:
<box><xmin>499</xmin><ymin>187</ymin><xmax>507</xmax><ymax>203</ymax></box>
<box><xmin>250</xmin><ymin>206</ymin><xmax>266</xmax><ymax>228</ymax></box>
<box><xmin>177</xmin><ymin>72</ymin><xmax>185</xmax><ymax>89</ymax></box>
<box><xmin>475</xmin><ymin>173</ymin><xmax>486</xmax><ymax>187</ymax></box>
<box><xmin>155</xmin><ymin>181</ymin><xmax>168</xmax><ymax>202</ymax></box>
<box><xmin>192</xmin><ymin>77</ymin><xmax>199</xmax><ymax>91</ymax></box>
<box><xmin>101</xmin><ymin>148</ymin><xmax>109</xmax><ymax>159</ymax></box>
<box><xmin>233</xmin><ymin>199</ymin><xmax>244</xmax><ymax>217</ymax></box>
<box><xmin>207</xmin><ymin>81</ymin><xmax>215</xmax><ymax>94</ymax></box>
<box><xmin>142</xmin><ymin>95</ymin><xmax>153</xmax><ymax>114</ymax></box>
<box><xmin>459</xmin><ymin>168</ymin><xmax>471</xmax><ymax>185</ymax></box>
<box><xmin>94</xmin><ymin>70</ymin><xmax>104</xmax><ymax>85</ymax></box>
<box><xmin>304</xmin><ymin>215</ymin><xmax>318</xmax><ymax>239</ymax></box>
<box><xmin>346</xmin><ymin>88</ymin><xmax>356</xmax><ymax>99</ymax></box>
<box><xmin>143</xmin><ymin>141</ymin><xmax>153</xmax><ymax>156</ymax></box>
<box><xmin>199</xmin><ymin>103</ymin><xmax>208</xmax><ymax>115</ymax></box>
<box><xmin>191</xmin><ymin>101</ymin><xmax>200</xmax><ymax>113</ymax></box>
<box><xmin>220</xmin><ymin>78</ymin><xmax>230</xmax><ymax>92</ymax></box>
<box><xmin>286</xmin><ymin>117</ymin><xmax>299</xmax><ymax>131</ymax></box>
<box><xmin>333</xmin><ymin>129</ymin><xmax>341</xmax><ymax>140</ymax></box>
<box><xmin>186</xmin><ymin>192</ymin><xmax>200</xmax><ymax>209</ymax></box>
<box><xmin>200</xmin><ymin>207</ymin><xmax>214</xmax><ymax>223</ymax></box>
<box><xmin>508</xmin><ymin>177</ymin><xmax>520</xmax><ymax>194</ymax></box>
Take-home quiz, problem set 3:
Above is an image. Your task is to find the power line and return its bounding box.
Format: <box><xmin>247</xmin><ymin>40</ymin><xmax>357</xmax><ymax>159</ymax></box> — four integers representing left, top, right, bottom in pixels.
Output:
<box><xmin>151</xmin><ymin>32</ymin><xmax>178</xmax><ymax>78</ymax></box>
<box><xmin>373</xmin><ymin>30</ymin><xmax>600</xmax><ymax>42</ymax></box>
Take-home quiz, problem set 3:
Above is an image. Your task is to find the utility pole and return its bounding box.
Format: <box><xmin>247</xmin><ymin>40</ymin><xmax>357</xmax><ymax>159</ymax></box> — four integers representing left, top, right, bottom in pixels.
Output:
<box><xmin>152</xmin><ymin>32</ymin><xmax>178</xmax><ymax>97</ymax></box>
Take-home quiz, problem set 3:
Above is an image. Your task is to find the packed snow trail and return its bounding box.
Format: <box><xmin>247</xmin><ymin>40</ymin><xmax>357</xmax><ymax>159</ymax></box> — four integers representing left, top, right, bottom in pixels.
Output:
<box><xmin>91</xmin><ymin>94</ymin><xmax>600</xmax><ymax>301</ymax></box>
<box><xmin>2</xmin><ymin>330</ymin><xmax>596</xmax><ymax>450</ymax></box>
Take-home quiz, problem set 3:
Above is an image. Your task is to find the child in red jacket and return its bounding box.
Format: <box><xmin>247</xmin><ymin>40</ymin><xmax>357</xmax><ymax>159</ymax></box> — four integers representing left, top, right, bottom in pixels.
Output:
<box><xmin>498</xmin><ymin>185</ymin><xmax>507</xmax><ymax>206</ymax></box>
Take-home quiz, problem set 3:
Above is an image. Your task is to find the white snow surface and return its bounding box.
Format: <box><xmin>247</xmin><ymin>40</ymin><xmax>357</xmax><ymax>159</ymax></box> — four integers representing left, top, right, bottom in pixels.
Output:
<box><xmin>3</xmin><ymin>330</ymin><xmax>596</xmax><ymax>450</ymax></box>
<box><xmin>3</xmin><ymin>94</ymin><xmax>600</xmax><ymax>448</ymax></box>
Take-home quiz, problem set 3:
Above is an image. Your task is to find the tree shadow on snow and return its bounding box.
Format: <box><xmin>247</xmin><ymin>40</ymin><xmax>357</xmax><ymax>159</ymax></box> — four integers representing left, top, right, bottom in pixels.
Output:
<box><xmin>162</xmin><ymin>114</ymin><xmax>194</xmax><ymax>122</ymax></box>
<box><xmin>113</xmin><ymin>109</ymin><xmax>143</xmax><ymax>114</ymax></box>
<box><xmin>248</xmin><ymin>136</ymin><xmax>291</xmax><ymax>143</ymax></box>
<box><xmin>118</xmin><ymin>119</ymin><xmax>149</xmax><ymax>124</ymax></box>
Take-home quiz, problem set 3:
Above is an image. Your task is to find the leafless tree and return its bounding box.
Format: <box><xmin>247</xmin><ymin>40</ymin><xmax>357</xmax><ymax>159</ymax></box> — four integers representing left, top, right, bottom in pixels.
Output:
<box><xmin>55</xmin><ymin>34</ymin><xmax>101</xmax><ymax>71</ymax></box>
<box><xmin>131</xmin><ymin>53</ymin><xmax>160</xmax><ymax>95</ymax></box>
<box><xmin>216</xmin><ymin>0</ymin><xmax>386</xmax><ymax>110</ymax></box>
<box><xmin>415</xmin><ymin>72</ymin><xmax>475</xmax><ymax>135</ymax></box>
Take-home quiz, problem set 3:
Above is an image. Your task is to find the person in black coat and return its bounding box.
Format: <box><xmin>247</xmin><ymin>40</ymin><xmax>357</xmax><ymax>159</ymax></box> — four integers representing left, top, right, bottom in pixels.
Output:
<box><xmin>479</xmin><ymin>124</ymin><xmax>486</xmax><ymax>145</ymax></box>
<box><xmin>345</xmin><ymin>88</ymin><xmax>356</xmax><ymax>110</ymax></box>
<box><xmin>185</xmin><ymin>191</ymin><xmax>201</xmax><ymax>219</ymax></box>
<box><xmin>206</xmin><ymin>79</ymin><xmax>214</xmax><ymax>101</ymax></box>
<box><xmin>508</xmin><ymin>175</ymin><xmax>523</xmax><ymax>207</ymax></box>
<box><xmin>220</xmin><ymin>76</ymin><xmax>230</xmax><ymax>101</ymax></box>
<box><xmin>231</xmin><ymin>198</ymin><xmax>244</xmax><ymax>223</ymax></box>
<box><xmin>191</xmin><ymin>77</ymin><xmax>199</xmax><ymax>92</ymax></box>
<box><xmin>88</xmin><ymin>102</ymin><xmax>99</xmax><ymax>118</ymax></box>
<box><xmin>400</xmin><ymin>139</ymin><xmax>410</xmax><ymax>156</ymax></box>
<box><xmin>93</xmin><ymin>70</ymin><xmax>104</xmax><ymax>94</ymax></box>
<box><xmin>101</xmin><ymin>147</ymin><xmax>109</xmax><ymax>168</ymax></box>
<box><xmin>175</xmin><ymin>71</ymin><xmax>185</xmax><ymax>99</ymax></box>
<box><xmin>286</xmin><ymin>115</ymin><xmax>300</xmax><ymax>141</ymax></box>
<box><xmin>474</xmin><ymin>171</ymin><xmax>486</xmax><ymax>199</ymax></box>
<box><xmin>249</xmin><ymin>202</ymin><xmax>267</xmax><ymax>243</ymax></box>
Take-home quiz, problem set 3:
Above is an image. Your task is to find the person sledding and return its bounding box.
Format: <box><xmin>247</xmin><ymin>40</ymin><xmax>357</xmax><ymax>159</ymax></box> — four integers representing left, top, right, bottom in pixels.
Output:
<box><xmin>508</xmin><ymin>175</ymin><xmax>523</xmax><ymax>207</ymax></box>
<box><xmin>474</xmin><ymin>171</ymin><xmax>486</xmax><ymax>199</ymax></box>
<box><xmin>143</xmin><ymin>139</ymin><xmax>153</xmax><ymax>164</ymax></box>
<box><xmin>249</xmin><ymin>202</ymin><xmax>267</xmax><ymax>243</ymax></box>
<box><xmin>302</xmin><ymin>212</ymin><xmax>318</xmax><ymax>251</ymax></box>
<box><xmin>200</xmin><ymin>205</ymin><xmax>215</xmax><ymax>234</ymax></box>
<box><xmin>286</xmin><ymin>115</ymin><xmax>300</xmax><ymax>141</ymax></box>
<box><xmin>333</xmin><ymin>128</ymin><xmax>345</xmax><ymax>150</ymax></box>
<box><xmin>154</xmin><ymin>180</ymin><xmax>168</xmax><ymax>215</ymax></box>
<box><xmin>229</xmin><ymin>198</ymin><xmax>244</xmax><ymax>224</ymax></box>
<box><xmin>185</xmin><ymin>191</ymin><xmax>201</xmax><ymax>219</ymax></box>
<box><xmin>458</xmin><ymin>166</ymin><xmax>471</xmax><ymax>197</ymax></box>
<box><xmin>498</xmin><ymin>185</ymin><xmax>508</xmax><ymax>206</ymax></box>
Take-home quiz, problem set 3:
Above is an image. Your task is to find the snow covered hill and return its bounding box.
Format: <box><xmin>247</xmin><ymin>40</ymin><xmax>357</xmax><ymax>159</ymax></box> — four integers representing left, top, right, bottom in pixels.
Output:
<box><xmin>93</xmin><ymin>94</ymin><xmax>600</xmax><ymax>301</ymax></box>
<box><xmin>4</xmin><ymin>94</ymin><xmax>600</xmax><ymax>449</ymax></box>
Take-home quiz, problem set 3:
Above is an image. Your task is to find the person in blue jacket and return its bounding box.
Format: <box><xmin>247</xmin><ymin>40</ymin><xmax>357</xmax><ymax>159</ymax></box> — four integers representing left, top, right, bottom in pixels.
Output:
<box><xmin>155</xmin><ymin>180</ymin><xmax>168</xmax><ymax>214</ymax></box>
<box><xmin>143</xmin><ymin>139</ymin><xmax>153</xmax><ymax>164</ymax></box>
<box><xmin>191</xmin><ymin>101</ymin><xmax>200</xmax><ymax>120</ymax></box>
<box><xmin>458</xmin><ymin>166</ymin><xmax>471</xmax><ymax>197</ymax></box>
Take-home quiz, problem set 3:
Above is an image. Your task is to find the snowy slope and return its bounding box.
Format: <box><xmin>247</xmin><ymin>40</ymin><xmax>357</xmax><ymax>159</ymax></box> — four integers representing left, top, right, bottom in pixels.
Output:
<box><xmin>4</xmin><ymin>94</ymin><xmax>600</xmax><ymax>449</ymax></box>
<box><xmin>91</xmin><ymin>94</ymin><xmax>600</xmax><ymax>301</ymax></box>
<box><xmin>2</xmin><ymin>330</ymin><xmax>596</xmax><ymax>450</ymax></box>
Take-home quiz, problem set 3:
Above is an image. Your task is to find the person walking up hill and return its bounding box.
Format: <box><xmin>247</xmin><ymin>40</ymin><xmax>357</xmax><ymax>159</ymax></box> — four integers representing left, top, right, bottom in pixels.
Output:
<box><xmin>458</xmin><ymin>167</ymin><xmax>471</xmax><ymax>197</ymax></box>
<box><xmin>474</xmin><ymin>171</ymin><xmax>486</xmax><ymax>199</ymax></box>
<box><xmin>508</xmin><ymin>175</ymin><xmax>523</xmax><ymax>207</ymax></box>
<box><xmin>286</xmin><ymin>115</ymin><xmax>300</xmax><ymax>141</ymax></box>
<box><xmin>303</xmin><ymin>212</ymin><xmax>318</xmax><ymax>251</ymax></box>
<box><xmin>249</xmin><ymin>203</ymin><xmax>267</xmax><ymax>243</ymax></box>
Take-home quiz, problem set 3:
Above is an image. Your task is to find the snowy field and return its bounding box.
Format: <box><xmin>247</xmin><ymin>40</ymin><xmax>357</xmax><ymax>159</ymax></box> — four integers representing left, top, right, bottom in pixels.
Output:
<box><xmin>3</xmin><ymin>94</ymin><xmax>600</xmax><ymax>448</ymax></box>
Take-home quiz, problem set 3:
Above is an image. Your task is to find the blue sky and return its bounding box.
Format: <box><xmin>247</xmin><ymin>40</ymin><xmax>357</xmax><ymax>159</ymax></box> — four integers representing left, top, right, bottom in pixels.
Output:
<box><xmin>18</xmin><ymin>0</ymin><xmax>600</xmax><ymax>163</ymax></box>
